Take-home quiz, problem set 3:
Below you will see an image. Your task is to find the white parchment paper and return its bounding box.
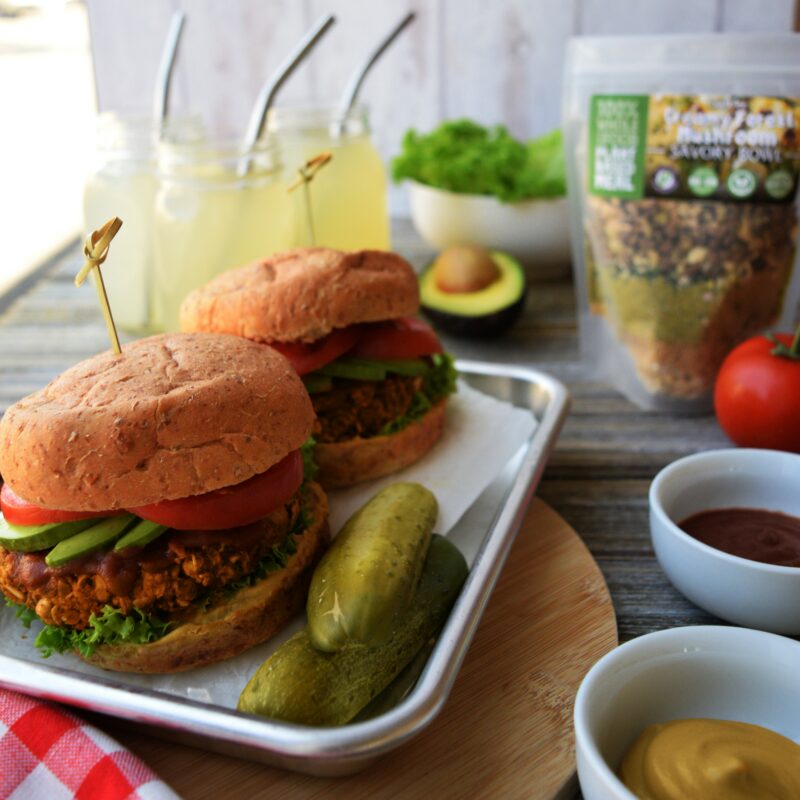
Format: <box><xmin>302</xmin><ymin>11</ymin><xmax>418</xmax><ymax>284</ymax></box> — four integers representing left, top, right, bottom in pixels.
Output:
<box><xmin>0</xmin><ymin>381</ymin><xmax>536</xmax><ymax>710</ymax></box>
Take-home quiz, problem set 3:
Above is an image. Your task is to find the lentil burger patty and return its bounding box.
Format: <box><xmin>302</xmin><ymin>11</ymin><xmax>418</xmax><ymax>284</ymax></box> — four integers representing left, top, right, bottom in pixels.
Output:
<box><xmin>0</xmin><ymin>498</ymin><xmax>299</xmax><ymax>630</ymax></box>
<box><xmin>311</xmin><ymin>375</ymin><xmax>422</xmax><ymax>443</ymax></box>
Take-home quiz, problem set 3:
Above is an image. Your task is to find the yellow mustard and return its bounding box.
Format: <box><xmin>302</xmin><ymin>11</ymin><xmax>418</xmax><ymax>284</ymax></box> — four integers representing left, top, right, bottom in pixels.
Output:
<box><xmin>619</xmin><ymin>719</ymin><xmax>800</xmax><ymax>800</ymax></box>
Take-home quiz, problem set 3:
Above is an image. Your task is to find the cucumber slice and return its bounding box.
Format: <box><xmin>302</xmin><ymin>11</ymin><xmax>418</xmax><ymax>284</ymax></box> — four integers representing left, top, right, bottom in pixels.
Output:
<box><xmin>317</xmin><ymin>358</ymin><xmax>387</xmax><ymax>381</ymax></box>
<box><xmin>114</xmin><ymin>519</ymin><xmax>168</xmax><ymax>551</ymax></box>
<box><xmin>0</xmin><ymin>515</ymin><xmax>99</xmax><ymax>552</ymax></box>
<box><xmin>303</xmin><ymin>373</ymin><xmax>334</xmax><ymax>394</ymax></box>
<box><xmin>45</xmin><ymin>515</ymin><xmax>136</xmax><ymax>567</ymax></box>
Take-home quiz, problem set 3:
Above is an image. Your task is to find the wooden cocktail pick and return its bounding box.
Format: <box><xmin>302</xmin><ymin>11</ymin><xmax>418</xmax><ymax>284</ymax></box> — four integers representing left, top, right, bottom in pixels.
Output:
<box><xmin>287</xmin><ymin>151</ymin><xmax>332</xmax><ymax>246</ymax></box>
<box><xmin>76</xmin><ymin>217</ymin><xmax>123</xmax><ymax>355</ymax></box>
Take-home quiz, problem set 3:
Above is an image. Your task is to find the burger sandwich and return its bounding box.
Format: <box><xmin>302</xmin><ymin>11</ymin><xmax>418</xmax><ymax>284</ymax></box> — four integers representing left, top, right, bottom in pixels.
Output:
<box><xmin>0</xmin><ymin>333</ymin><xmax>329</xmax><ymax>673</ymax></box>
<box><xmin>180</xmin><ymin>248</ymin><xmax>458</xmax><ymax>488</ymax></box>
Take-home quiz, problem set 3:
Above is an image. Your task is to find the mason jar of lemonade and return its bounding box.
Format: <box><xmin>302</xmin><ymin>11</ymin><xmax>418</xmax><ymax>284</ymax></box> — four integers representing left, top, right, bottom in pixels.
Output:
<box><xmin>83</xmin><ymin>114</ymin><xmax>158</xmax><ymax>333</ymax></box>
<box><xmin>83</xmin><ymin>114</ymin><xmax>204</xmax><ymax>333</ymax></box>
<box><xmin>267</xmin><ymin>106</ymin><xmax>390</xmax><ymax>251</ymax></box>
<box><xmin>152</xmin><ymin>136</ymin><xmax>298</xmax><ymax>332</ymax></box>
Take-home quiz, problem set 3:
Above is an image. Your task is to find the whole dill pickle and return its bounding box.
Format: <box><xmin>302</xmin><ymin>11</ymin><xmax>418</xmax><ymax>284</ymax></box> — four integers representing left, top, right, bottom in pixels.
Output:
<box><xmin>237</xmin><ymin>534</ymin><xmax>467</xmax><ymax>726</ymax></box>
<box><xmin>306</xmin><ymin>482</ymin><xmax>437</xmax><ymax>652</ymax></box>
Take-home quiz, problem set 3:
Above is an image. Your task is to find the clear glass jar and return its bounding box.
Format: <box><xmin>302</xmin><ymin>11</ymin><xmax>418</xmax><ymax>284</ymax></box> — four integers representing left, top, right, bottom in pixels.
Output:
<box><xmin>82</xmin><ymin>114</ymin><xmax>159</xmax><ymax>333</ymax></box>
<box><xmin>83</xmin><ymin>113</ymin><xmax>204</xmax><ymax>333</ymax></box>
<box><xmin>267</xmin><ymin>106</ymin><xmax>391</xmax><ymax>251</ymax></box>
<box><xmin>152</xmin><ymin>135</ymin><xmax>298</xmax><ymax>333</ymax></box>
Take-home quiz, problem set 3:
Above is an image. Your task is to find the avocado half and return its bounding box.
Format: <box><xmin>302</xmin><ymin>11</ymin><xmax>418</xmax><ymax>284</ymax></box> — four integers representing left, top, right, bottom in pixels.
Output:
<box><xmin>420</xmin><ymin>250</ymin><xmax>526</xmax><ymax>338</ymax></box>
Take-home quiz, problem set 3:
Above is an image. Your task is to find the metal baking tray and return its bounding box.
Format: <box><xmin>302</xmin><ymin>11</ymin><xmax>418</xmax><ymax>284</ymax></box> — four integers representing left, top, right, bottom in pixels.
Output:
<box><xmin>0</xmin><ymin>361</ymin><xmax>569</xmax><ymax>776</ymax></box>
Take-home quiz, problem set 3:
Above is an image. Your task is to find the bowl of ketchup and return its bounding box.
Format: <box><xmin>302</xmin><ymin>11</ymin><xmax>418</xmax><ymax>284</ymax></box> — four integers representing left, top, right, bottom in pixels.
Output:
<box><xmin>650</xmin><ymin>448</ymin><xmax>800</xmax><ymax>634</ymax></box>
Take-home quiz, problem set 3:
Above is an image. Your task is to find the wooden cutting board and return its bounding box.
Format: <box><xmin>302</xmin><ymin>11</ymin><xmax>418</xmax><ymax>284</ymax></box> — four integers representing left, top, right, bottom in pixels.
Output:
<box><xmin>98</xmin><ymin>498</ymin><xmax>618</xmax><ymax>799</ymax></box>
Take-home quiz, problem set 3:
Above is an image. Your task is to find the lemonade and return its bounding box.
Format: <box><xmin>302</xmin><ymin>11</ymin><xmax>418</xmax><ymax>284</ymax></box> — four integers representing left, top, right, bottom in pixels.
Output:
<box><xmin>268</xmin><ymin>106</ymin><xmax>390</xmax><ymax>251</ymax></box>
<box><xmin>152</xmin><ymin>139</ymin><xmax>298</xmax><ymax>332</ymax></box>
<box><xmin>83</xmin><ymin>115</ymin><xmax>160</xmax><ymax>333</ymax></box>
<box><xmin>84</xmin><ymin>167</ymin><xmax>155</xmax><ymax>332</ymax></box>
<box><xmin>83</xmin><ymin>114</ymin><xmax>205</xmax><ymax>333</ymax></box>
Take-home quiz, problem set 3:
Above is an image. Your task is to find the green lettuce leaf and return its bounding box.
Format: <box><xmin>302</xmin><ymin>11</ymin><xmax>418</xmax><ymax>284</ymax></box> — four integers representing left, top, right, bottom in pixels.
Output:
<box><xmin>3</xmin><ymin>602</ymin><xmax>172</xmax><ymax>658</ymax></box>
<box><xmin>380</xmin><ymin>353</ymin><xmax>458</xmax><ymax>435</ymax></box>
<box><xmin>391</xmin><ymin>119</ymin><xmax>565</xmax><ymax>202</ymax></box>
<box><xmin>220</xmin><ymin>523</ymin><xmax>300</xmax><ymax>599</ymax></box>
<box><xmin>300</xmin><ymin>436</ymin><xmax>319</xmax><ymax>484</ymax></box>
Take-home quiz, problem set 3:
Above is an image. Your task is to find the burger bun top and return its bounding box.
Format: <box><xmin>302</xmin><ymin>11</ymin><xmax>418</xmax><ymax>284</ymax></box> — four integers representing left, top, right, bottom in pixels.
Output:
<box><xmin>180</xmin><ymin>247</ymin><xmax>419</xmax><ymax>343</ymax></box>
<box><xmin>0</xmin><ymin>333</ymin><xmax>313</xmax><ymax>511</ymax></box>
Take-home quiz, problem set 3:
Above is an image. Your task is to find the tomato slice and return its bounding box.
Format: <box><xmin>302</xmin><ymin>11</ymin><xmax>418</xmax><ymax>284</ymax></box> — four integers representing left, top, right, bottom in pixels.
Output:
<box><xmin>129</xmin><ymin>450</ymin><xmax>303</xmax><ymax>531</ymax></box>
<box><xmin>268</xmin><ymin>328</ymin><xmax>359</xmax><ymax>376</ymax></box>
<box><xmin>349</xmin><ymin>317</ymin><xmax>444</xmax><ymax>360</ymax></box>
<box><xmin>0</xmin><ymin>483</ymin><xmax>123</xmax><ymax>526</ymax></box>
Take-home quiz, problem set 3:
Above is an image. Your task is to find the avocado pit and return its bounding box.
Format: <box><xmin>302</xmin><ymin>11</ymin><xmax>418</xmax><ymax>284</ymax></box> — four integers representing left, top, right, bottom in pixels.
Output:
<box><xmin>433</xmin><ymin>245</ymin><xmax>501</xmax><ymax>294</ymax></box>
<box><xmin>420</xmin><ymin>246</ymin><xmax>526</xmax><ymax>338</ymax></box>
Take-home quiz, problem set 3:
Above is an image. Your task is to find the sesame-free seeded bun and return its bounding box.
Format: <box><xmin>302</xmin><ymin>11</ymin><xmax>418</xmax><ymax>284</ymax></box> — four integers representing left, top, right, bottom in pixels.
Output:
<box><xmin>315</xmin><ymin>400</ymin><xmax>447</xmax><ymax>489</ymax></box>
<box><xmin>179</xmin><ymin>248</ymin><xmax>419</xmax><ymax>343</ymax></box>
<box><xmin>0</xmin><ymin>333</ymin><xmax>314</xmax><ymax>511</ymax></box>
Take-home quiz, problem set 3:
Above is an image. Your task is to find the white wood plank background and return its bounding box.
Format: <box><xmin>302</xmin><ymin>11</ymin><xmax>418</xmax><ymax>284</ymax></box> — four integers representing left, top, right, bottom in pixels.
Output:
<box><xmin>85</xmin><ymin>0</ymin><xmax>796</xmax><ymax>212</ymax></box>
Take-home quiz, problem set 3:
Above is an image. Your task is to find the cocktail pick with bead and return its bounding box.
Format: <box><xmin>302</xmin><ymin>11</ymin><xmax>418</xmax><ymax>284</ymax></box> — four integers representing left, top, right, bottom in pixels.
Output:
<box><xmin>75</xmin><ymin>217</ymin><xmax>123</xmax><ymax>355</ymax></box>
<box><xmin>287</xmin><ymin>151</ymin><xmax>332</xmax><ymax>246</ymax></box>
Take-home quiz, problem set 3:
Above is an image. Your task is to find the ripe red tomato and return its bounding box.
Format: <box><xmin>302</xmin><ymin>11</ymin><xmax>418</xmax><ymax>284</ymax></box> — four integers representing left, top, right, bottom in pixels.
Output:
<box><xmin>129</xmin><ymin>450</ymin><xmax>303</xmax><ymax>531</ymax></box>
<box><xmin>267</xmin><ymin>327</ymin><xmax>358</xmax><ymax>376</ymax></box>
<box><xmin>714</xmin><ymin>331</ymin><xmax>800</xmax><ymax>453</ymax></box>
<box><xmin>0</xmin><ymin>483</ymin><xmax>123</xmax><ymax>526</ymax></box>
<box><xmin>349</xmin><ymin>317</ymin><xmax>443</xmax><ymax>360</ymax></box>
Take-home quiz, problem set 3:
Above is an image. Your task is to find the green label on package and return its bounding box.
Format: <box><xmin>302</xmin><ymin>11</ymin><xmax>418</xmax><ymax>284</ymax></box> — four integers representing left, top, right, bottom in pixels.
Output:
<box><xmin>588</xmin><ymin>94</ymin><xmax>800</xmax><ymax>203</ymax></box>
<box><xmin>588</xmin><ymin>95</ymin><xmax>649</xmax><ymax>199</ymax></box>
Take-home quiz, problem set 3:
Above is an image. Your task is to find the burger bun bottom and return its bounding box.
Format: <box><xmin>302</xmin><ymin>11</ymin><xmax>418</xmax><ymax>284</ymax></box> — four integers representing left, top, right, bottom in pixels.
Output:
<box><xmin>315</xmin><ymin>400</ymin><xmax>447</xmax><ymax>490</ymax></box>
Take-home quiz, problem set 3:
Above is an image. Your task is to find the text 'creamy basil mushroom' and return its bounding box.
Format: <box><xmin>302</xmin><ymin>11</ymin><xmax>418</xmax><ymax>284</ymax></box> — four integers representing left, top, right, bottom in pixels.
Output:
<box><xmin>180</xmin><ymin>248</ymin><xmax>458</xmax><ymax>488</ymax></box>
<box><xmin>0</xmin><ymin>333</ymin><xmax>329</xmax><ymax>673</ymax></box>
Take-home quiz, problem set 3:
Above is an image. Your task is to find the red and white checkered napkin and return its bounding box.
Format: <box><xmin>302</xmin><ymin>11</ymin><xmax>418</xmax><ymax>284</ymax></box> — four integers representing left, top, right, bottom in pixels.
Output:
<box><xmin>0</xmin><ymin>689</ymin><xmax>179</xmax><ymax>800</ymax></box>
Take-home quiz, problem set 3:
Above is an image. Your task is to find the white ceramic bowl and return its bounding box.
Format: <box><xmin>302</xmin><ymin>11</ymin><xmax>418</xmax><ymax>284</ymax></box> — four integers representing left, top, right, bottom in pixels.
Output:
<box><xmin>406</xmin><ymin>180</ymin><xmax>571</xmax><ymax>279</ymax></box>
<box><xmin>574</xmin><ymin>625</ymin><xmax>800</xmax><ymax>800</ymax></box>
<box><xmin>650</xmin><ymin>448</ymin><xmax>800</xmax><ymax>634</ymax></box>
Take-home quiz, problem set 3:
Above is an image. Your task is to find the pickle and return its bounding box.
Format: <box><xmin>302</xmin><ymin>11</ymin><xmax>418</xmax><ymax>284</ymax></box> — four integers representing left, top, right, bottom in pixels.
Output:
<box><xmin>238</xmin><ymin>534</ymin><xmax>468</xmax><ymax>726</ymax></box>
<box><xmin>307</xmin><ymin>482</ymin><xmax>437</xmax><ymax>651</ymax></box>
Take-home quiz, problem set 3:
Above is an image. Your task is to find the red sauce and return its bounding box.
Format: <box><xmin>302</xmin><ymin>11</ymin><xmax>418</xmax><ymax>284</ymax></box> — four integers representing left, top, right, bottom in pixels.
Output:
<box><xmin>680</xmin><ymin>508</ymin><xmax>800</xmax><ymax>568</ymax></box>
<box><xmin>6</xmin><ymin>519</ymin><xmax>272</xmax><ymax>595</ymax></box>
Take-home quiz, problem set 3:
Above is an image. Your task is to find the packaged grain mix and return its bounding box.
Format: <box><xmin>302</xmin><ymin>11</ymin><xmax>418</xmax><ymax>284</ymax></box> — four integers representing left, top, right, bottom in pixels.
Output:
<box><xmin>563</xmin><ymin>35</ymin><xmax>800</xmax><ymax>412</ymax></box>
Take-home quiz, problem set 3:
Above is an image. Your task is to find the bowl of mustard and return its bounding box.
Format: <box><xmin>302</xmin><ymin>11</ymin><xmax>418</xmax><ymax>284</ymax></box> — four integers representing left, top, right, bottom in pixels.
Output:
<box><xmin>574</xmin><ymin>625</ymin><xmax>800</xmax><ymax>800</ymax></box>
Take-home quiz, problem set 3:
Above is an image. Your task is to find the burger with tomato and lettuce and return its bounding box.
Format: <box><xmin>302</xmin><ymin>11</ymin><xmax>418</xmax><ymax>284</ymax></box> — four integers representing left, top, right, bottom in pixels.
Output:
<box><xmin>0</xmin><ymin>332</ymin><xmax>329</xmax><ymax>673</ymax></box>
<box><xmin>181</xmin><ymin>248</ymin><xmax>458</xmax><ymax>488</ymax></box>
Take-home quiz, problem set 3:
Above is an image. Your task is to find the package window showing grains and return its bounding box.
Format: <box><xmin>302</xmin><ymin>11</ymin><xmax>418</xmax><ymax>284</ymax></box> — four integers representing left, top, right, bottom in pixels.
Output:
<box><xmin>564</xmin><ymin>35</ymin><xmax>800</xmax><ymax>412</ymax></box>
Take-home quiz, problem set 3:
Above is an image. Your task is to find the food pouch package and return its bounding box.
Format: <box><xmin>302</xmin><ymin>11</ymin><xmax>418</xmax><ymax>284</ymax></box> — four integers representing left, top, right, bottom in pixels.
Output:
<box><xmin>563</xmin><ymin>34</ymin><xmax>800</xmax><ymax>412</ymax></box>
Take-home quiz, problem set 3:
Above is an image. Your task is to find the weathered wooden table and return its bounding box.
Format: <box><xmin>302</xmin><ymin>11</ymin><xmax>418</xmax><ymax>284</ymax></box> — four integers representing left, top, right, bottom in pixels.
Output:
<box><xmin>0</xmin><ymin>222</ymin><xmax>737</xmax><ymax>798</ymax></box>
<box><xmin>0</xmin><ymin>222</ymin><xmax>726</xmax><ymax>642</ymax></box>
